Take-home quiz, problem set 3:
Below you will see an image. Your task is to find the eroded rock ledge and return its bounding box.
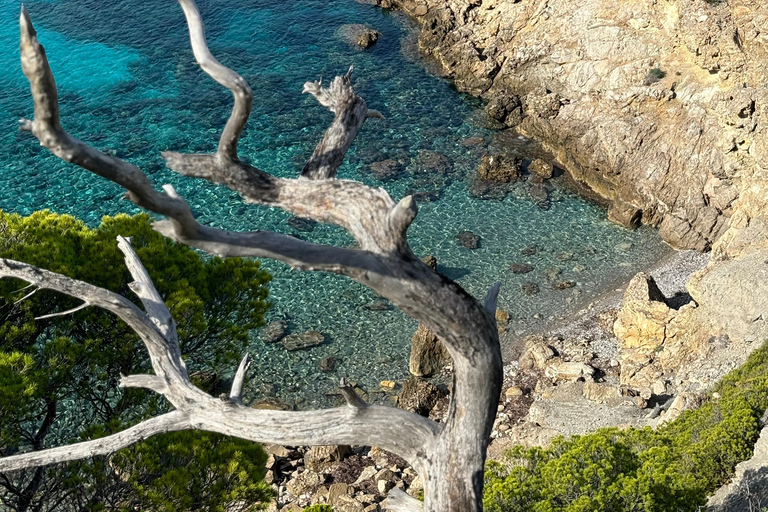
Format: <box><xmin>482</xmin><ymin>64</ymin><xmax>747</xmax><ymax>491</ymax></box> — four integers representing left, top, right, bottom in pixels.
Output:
<box><xmin>365</xmin><ymin>0</ymin><xmax>768</xmax><ymax>253</ymax></box>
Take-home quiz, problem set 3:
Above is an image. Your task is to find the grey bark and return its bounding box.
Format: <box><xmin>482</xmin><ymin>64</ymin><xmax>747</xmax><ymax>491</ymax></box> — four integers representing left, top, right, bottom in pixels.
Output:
<box><xmin>4</xmin><ymin>3</ymin><xmax>504</xmax><ymax>510</ymax></box>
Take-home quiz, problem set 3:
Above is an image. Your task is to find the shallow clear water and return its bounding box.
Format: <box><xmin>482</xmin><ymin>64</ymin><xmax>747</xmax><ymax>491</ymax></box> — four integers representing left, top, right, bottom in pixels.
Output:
<box><xmin>0</xmin><ymin>0</ymin><xmax>671</xmax><ymax>408</ymax></box>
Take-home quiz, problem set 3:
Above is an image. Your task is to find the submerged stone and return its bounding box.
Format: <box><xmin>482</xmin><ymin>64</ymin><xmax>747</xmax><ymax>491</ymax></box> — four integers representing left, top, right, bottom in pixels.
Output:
<box><xmin>455</xmin><ymin>230</ymin><xmax>481</xmax><ymax>249</ymax></box>
<box><xmin>282</xmin><ymin>330</ymin><xmax>325</xmax><ymax>351</ymax></box>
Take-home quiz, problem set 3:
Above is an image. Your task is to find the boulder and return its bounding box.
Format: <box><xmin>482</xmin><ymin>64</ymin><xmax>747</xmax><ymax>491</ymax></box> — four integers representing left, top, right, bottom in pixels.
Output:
<box><xmin>485</xmin><ymin>92</ymin><xmax>523</xmax><ymax>127</ymax></box>
<box><xmin>367</xmin><ymin>159</ymin><xmax>404</xmax><ymax>181</ymax></box>
<box><xmin>519</xmin><ymin>337</ymin><xmax>555</xmax><ymax>371</ymax></box>
<box><xmin>261</xmin><ymin>320</ymin><xmax>287</xmax><ymax>343</ymax></box>
<box><xmin>528</xmin><ymin>158</ymin><xmax>554</xmax><ymax>179</ymax></box>
<box><xmin>336</xmin><ymin>24</ymin><xmax>380</xmax><ymax>49</ymax></box>
<box><xmin>397</xmin><ymin>377</ymin><xmax>447</xmax><ymax>417</ymax></box>
<box><xmin>614</xmin><ymin>273</ymin><xmax>672</xmax><ymax>351</ymax></box>
<box><xmin>409</xmin><ymin>325</ymin><xmax>450</xmax><ymax>377</ymax></box>
<box><xmin>545</xmin><ymin>360</ymin><xmax>595</xmax><ymax>382</ymax></box>
<box><xmin>305</xmin><ymin>445</ymin><xmax>352</xmax><ymax>472</ymax></box>
<box><xmin>282</xmin><ymin>330</ymin><xmax>325</xmax><ymax>351</ymax></box>
<box><xmin>455</xmin><ymin>230</ymin><xmax>481</xmax><ymax>249</ymax></box>
<box><xmin>476</xmin><ymin>153</ymin><xmax>522</xmax><ymax>183</ymax></box>
<box><xmin>286</xmin><ymin>470</ymin><xmax>322</xmax><ymax>497</ymax></box>
<box><xmin>521</xmin><ymin>281</ymin><xmax>539</xmax><ymax>295</ymax></box>
<box><xmin>410</xmin><ymin>324</ymin><xmax>451</xmax><ymax>377</ymax></box>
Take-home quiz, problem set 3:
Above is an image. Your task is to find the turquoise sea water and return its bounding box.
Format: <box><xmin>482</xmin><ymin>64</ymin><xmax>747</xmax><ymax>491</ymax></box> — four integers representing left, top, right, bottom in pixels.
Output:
<box><xmin>0</xmin><ymin>0</ymin><xmax>671</xmax><ymax>408</ymax></box>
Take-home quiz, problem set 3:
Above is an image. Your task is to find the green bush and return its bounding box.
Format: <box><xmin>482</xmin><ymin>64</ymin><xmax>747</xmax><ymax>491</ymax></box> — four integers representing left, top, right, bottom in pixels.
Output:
<box><xmin>643</xmin><ymin>68</ymin><xmax>667</xmax><ymax>86</ymax></box>
<box><xmin>484</xmin><ymin>340</ymin><xmax>768</xmax><ymax>511</ymax></box>
<box><xmin>302</xmin><ymin>506</ymin><xmax>334</xmax><ymax>512</ymax></box>
<box><xmin>112</xmin><ymin>431</ymin><xmax>272</xmax><ymax>512</ymax></box>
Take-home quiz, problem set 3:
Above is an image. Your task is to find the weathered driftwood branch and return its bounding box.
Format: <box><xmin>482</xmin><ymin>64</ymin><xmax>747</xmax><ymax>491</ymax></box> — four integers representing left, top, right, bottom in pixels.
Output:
<box><xmin>10</xmin><ymin>2</ymin><xmax>504</xmax><ymax>510</ymax></box>
<box><xmin>0</xmin><ymin>246</ymin><xmax>439</xmax><ymax>470</ymax></box>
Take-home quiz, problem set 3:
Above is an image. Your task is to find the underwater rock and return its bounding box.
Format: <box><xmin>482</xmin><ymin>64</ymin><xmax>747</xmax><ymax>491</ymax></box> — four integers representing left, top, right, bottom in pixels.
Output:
<box><xmin>319</xmin><ymin>357</ymin><xmax>340</xmax><ymax>372</ymax></box>
<box><xmin>521</xmin><ymin>282</ymin><xmax>540</xmax><ymax>295</ymax></box>
<box><xmin>461</xmin><ymin>136</ymin><xmax>487</xmax><ymax>147</ymax></box>
<box><xmin>282</xmin><ymin>330</ymin><xmax>325</xmax><ymax>351</ymax></box>
<box><xmin>407</xmin><ymin>190</ymin><xmax>441</xmax><ymax>203</ymax></box>
<box><xmin>336</xmin><ymin>24</ymin><xmax>380</xmax><ymax>49</ymax></box>
<box><xmin>510</xmin><ymin>263</ymin><xmax>534</xmax><ymax>274</ymax></box>
<box><xmin>262</xmin><ymin>321</ymin><xmax>288</xmax><ymax>343</ymax></box>
<box><xmin>363</xmin><ymin>300</ymin><xmax>390</xmax><ymax>311</ymax></box>
<box><xmin>455</xmin><ymin>230</ymin><xmax>481</xmax><ymax>249</ymax></box>
<box><xmin>521</xmin><ymin>244</ymin><xmax>540</xmax><ymax>256</ymax></box>
<box><xmin>412</xmin><ymin>149</ymin><xmax>453</xmax><ymax>176</ymax></box>
<box><xmin>553</xmin><ymin>280</ymin><xmax>576</xmax><ymax>290</ymax></box>
<box><xmin>366</xmin><ymin>158</ymin><xmax>404</xmax><ymax>181</ymax></box>
<box><xmin>288</xmin><ymin>216</ymin><xmax>317</xmax><ymax>232</ymax></box>
<box><xmin>476</xmin><ymin>153</ymin><xmax>522</xmax><ymax>183</ymax></box>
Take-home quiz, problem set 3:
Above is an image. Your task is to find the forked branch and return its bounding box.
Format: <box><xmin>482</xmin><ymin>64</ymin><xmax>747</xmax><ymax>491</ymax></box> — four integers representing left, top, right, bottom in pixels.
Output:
<box><xmin>0</xmin><ymin>244</ymin><xmax>440</xmax><ymax>473</ymax></box>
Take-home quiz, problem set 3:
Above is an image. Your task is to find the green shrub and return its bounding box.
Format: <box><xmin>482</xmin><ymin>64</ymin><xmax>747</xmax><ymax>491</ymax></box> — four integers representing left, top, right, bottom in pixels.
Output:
<box><xmin>112</xmin><ymin>431</ymin><xmax>273</xmax><ymax>512</ymax></box>
<box><xmin>484</xmin><ymin>340</ymin><xmax>768</xmax><ymax>511</ymax></box>
<box><xmin>644</xmin><ymin>68</ymin><xmax>667</xmax><ymax>86</ymax></box>
<box><xmin>302</xmin><ymin>506</ymin><xmax>334</xmax><ymax>512</ymax></box>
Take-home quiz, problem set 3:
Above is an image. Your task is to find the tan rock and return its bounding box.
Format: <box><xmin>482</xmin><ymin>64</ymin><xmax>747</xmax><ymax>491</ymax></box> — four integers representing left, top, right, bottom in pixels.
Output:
<box><xmin>519</xmin><ymin>336</ymin><xmax>555</xmax><ymax>371</ymax></box>
<box><xmin>495</xmin><ymin>309</ymin><xmax>510</xmax><ymax>332</ymax></box>
<box><xmin>286</xmin><ymin>470</ymin><xmax>322</xmax><ymax>497</ymax></box>
<box><xmin>528</xmin><ymin>158</ymin><xmax>554</xmax><ymax>179</ymax></box>
<box><xmin>328</xmin><ymin>483</ymin><xmax>352</xmax><ymax>506</ymax></box>
<box><xmin>379</xmin><ymin>380</ymin><xmax>396</xmax><ymax>390</ymax></box>
<box><xmin>545</xmin><ymin>361</ymin><xmax>595</xmax><ymax>382</ymax></box>
<box><xmin>505</xmin><ymin>386</ymin><xmax>524</xmax><ymax>398</ymax></box>
<box><xmin>583</xmin><ymin>381</ymin><xmax>619</xmax><ymax>402</ymax></box>
<box><xmin>409</xmin><ymin>323</ymin><xmax>451</xmax><ymax>377</ymax></box>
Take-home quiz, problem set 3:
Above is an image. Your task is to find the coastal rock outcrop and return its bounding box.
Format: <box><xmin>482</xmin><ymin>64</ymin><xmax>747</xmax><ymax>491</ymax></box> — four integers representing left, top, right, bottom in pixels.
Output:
<box><xmin>367</xmin><ymin>0</ymin><xmax>768</xmax><ymax>254</ymax></box>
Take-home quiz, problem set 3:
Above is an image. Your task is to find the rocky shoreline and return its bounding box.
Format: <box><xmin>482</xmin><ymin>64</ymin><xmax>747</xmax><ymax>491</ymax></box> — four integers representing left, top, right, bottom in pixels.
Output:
<box><xmin>264</xmin><ymin>2</ymin><xmax>768</xmax><ymax>508</ymax></box>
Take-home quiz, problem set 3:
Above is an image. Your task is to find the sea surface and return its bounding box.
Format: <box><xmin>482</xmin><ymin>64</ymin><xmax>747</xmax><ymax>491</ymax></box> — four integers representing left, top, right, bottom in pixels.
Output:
<box><xmin>0</xmin><ymin>0</ymin><xmax>672</xmax><ymax>408</ymax></box>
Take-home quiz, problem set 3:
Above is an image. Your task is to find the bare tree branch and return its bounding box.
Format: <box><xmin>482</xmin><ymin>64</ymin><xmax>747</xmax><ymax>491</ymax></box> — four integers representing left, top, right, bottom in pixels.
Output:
<box><xmin>117</xmin><ymin>235</ymin><xmax>177</xmax><ymax>341</ymax></box>
<box><xmin>0</xmin><ymin>412</ymin><xmax>190</xmax><ymax>473</ymax></box>
<box><xmin>0</xmin><ymin>253</ymin><xmax>440</xmax><ymax>472</ymax></box>
<box><xmin>177</xmin><ymin>0</ymin><xmax>251</xmax><ymax>161</ymax></box>
<box><xmin>229</xmin><ymin>354</ymin><xmax>250</xmax><ymax>404</ymax></box>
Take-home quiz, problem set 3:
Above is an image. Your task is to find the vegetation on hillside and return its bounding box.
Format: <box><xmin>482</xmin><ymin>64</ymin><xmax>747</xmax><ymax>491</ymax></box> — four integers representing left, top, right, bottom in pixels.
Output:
<box><xmin>0</xmin><ymin>211</ymin><xmax>273</xmax><ymax>511</ymax></box>
<box><xmin>484</xmin><ymin>340</ymin><xmax>768</xmax><ymax>511</ymax></box>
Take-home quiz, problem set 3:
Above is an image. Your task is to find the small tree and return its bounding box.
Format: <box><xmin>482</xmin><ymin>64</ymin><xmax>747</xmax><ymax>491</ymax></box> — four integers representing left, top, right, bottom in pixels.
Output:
<box><xmin>0</xmin><ymin>211</ymin><xmax>272</xmax><ymax>511</ymax></box>
<box><xmin>1</xmin><ymin>2</ymin><xmax>504</xmax><ymax>510</ymax></box>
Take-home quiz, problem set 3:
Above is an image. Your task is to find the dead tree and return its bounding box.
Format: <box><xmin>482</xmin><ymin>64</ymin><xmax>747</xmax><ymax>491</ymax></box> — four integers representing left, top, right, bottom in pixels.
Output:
<box><xmin>0</xmin><ymin>2</ymin><xmax>503</xmax><ymax>510</ymax></box>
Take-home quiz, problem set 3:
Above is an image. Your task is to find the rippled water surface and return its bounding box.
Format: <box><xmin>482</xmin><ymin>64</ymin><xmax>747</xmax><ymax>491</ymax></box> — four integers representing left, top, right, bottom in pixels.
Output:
<box><xmin>0</xmin><ymin>0</ymin><xmax>672</xmax><ymax>407</ymax></box>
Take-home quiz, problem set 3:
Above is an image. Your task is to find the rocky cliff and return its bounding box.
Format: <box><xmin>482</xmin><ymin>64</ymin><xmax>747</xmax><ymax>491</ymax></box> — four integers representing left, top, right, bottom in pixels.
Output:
<box><xmin>367</xmin><ymin>0</ymin><xmax>768</xmax><ymax>254</ymax></box>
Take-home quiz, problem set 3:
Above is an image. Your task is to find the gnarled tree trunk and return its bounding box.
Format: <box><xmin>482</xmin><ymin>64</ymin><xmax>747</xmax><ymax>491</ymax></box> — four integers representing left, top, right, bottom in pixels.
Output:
<box><xmin>0</xmin><ymin>3</ymin><xmax>503</xmax><ymax>510</ymax></box>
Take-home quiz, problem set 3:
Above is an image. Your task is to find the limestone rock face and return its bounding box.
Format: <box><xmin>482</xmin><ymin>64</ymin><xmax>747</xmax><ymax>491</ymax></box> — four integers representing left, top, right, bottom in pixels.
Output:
<box><xmin>368</xmin><ymin>0</ymin><xmax>768</xmax><ymax>254</ymax></box>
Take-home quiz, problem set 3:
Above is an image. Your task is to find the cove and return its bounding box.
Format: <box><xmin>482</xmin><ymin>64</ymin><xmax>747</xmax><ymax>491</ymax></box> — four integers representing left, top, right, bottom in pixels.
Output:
<box><xmin>0</xmin><ymin>0</ymin><xmax>672</xmax><ymax>408</ymax></box>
